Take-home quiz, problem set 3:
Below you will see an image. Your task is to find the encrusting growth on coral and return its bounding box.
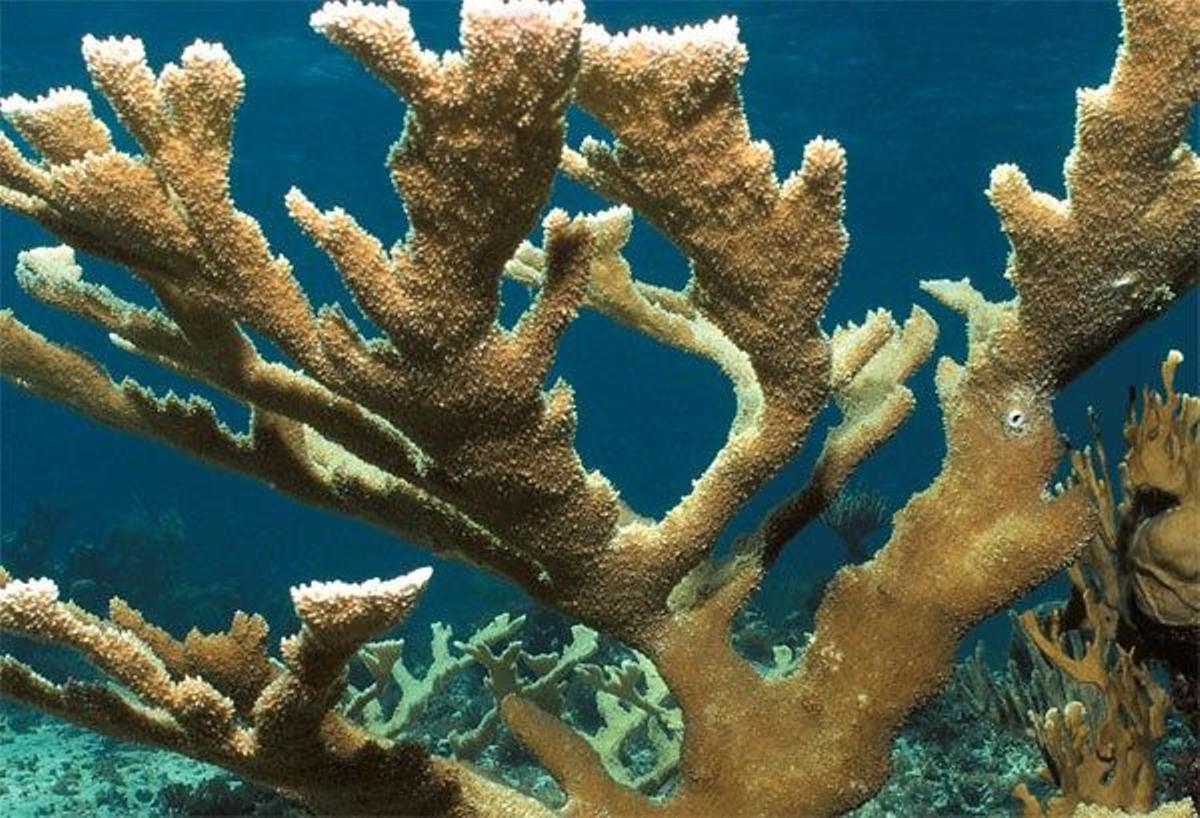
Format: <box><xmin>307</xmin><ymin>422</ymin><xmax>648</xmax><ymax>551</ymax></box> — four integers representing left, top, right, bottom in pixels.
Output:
<box><xmin>0</xmin><ymin>0</ymin><xmax>1196</xmax><ymax>815</ymax></box>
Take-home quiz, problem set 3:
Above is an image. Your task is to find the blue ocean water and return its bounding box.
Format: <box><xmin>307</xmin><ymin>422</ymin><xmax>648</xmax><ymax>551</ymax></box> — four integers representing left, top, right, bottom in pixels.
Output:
<box><xmin>0</xmin><ymin>2</ymin><xmax>1195</xmax><ymax>807</ymax></box>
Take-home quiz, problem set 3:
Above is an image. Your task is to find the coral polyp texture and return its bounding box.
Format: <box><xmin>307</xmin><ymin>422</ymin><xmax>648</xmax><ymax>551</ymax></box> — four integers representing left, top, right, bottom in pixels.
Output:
<box><xmin>0</xmin><ymin>0</ymin><xmax>1196</xmax><ymax>815</ymax></box>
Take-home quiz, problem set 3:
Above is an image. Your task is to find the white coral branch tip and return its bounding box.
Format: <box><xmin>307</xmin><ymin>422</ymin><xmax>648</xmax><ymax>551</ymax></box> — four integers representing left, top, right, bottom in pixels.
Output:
<box><xmin>17</xmin><ymin>245</ymin><xmax>83</xmax><ymax>285</ymax></box>
<box><xmin>0</xmin><ymin>577</ymin><xmax>60</xmax><ymax>607</ymax></box>
<box><xmin>1</xmin><ymin>88</ymin><xmax>92</xmax><ymax>118</ymax></box>
<box><xmin>585</xmin><ymin>14</ymin><xmax>740</xmax><ymax>50</ymax></box>
<box><xmin>292</xmin><ymin>568</ymin><xmax>432</xmax><ymax>605</ymax></box>
<box><xmin>81</xmin><ymin>34</ymin><xmax>146</xmax><ymax>65</ymax></box>
<box><xmin>180</xmin><ymin>39</ymin><xmax>233</xmax><ymax>66</ymax></box>
<box><xmin>310</xmin><ymin>0</ymin><xmax>412</xmax><ymax>34</ymax></box>
<box><xmin>462</xmin><ymin>0</ymin><xmax>583</xmax><ymax>25</ymax></box>
<box><xmin>291</xmin><ymin>567</ymin><xmax>433</xmax><ymax>636</ymax></box>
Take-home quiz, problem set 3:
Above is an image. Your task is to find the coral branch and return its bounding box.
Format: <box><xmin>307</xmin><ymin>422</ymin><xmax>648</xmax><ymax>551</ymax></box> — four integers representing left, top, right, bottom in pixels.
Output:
<box><xmin>757</xmin><ymin>306</ymin><xmax>937</xmax><ymax>566</ymax></box>
<box><xmin>0</xmin><ymin>567</ymin><xmax>553</xmax><ymax>816</ymax></box>
<box><xmin>0</xmin><ymin>0</ymin><xmax>1195</xmax><ymax>815</ymax></box>
<box><xmin>567</xmin><ymin>17</ymin><xmax>852</xmax><ymax>583</ymax></box>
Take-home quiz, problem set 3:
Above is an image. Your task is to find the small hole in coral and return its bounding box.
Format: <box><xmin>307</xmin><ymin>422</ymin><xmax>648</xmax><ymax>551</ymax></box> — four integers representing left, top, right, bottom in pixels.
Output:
<box><xmin>1004</xmin><ymin>408</ymin><xmax>1027</xmax><ymax>435</ymax></box>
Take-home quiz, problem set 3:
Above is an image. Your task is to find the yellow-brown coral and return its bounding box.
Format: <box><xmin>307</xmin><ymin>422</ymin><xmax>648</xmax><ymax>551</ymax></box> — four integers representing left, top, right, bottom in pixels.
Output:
<box><xmin>0</xmin><ymin>0</ymin><xmax>1196</xmax><ymax>815</ymax></box>
<box><xmin>1012</xmin><ymin>351</ymin><xmax>1197</xmax><ymax>816</ymax></box>
<box><xmin>1121</xmin><ymin>351</ymin><xmax>1200</xmax><ymax>628</ymax></box>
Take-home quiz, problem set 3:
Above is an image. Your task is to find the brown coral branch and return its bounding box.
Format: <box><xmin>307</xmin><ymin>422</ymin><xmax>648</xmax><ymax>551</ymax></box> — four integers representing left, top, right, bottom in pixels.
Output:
<box><xmin>568</xmin><ymin>17</ymin><xmax>851</xmax><ymax>581</ymax></box>
<box><xmin>0</xmin><ymin>3</ymin><xmax>623</xmax><ymax>608</ymax></box>
<box><xmin>0</xmin><ymin>568</ymin><xmax>554</xmax><ymax>817</ymax></box>
<box><xmin>758</xmin><ymin>306</ymin><xmax>937</xmax><ymax>566</ymax></box>
<box><xmin>0</xmin><ymin>0</ymin><xmax>1195</xmax><ymax>815</ymax></box>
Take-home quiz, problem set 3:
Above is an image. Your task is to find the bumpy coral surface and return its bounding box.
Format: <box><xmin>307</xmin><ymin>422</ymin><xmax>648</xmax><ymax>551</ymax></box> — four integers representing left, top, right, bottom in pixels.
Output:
<box><xmin>0</xmin><ymin>0</ymin><xmax>1196</xmax><ymax>815</ymax></box>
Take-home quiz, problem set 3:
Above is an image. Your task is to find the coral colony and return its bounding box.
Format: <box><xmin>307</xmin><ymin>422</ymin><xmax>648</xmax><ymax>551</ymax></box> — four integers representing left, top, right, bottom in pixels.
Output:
<box><xmin>0</xmin><ymin>0</ymin><xmax>1196</xmax><ymax>815</ymax></box>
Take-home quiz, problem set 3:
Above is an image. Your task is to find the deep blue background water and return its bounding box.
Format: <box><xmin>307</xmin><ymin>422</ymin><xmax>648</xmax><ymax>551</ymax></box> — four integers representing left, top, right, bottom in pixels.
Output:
<box><xmin>1</xmin><ymin>1</ymin><xmax>1196</xmax><ymax>651</ymax></box>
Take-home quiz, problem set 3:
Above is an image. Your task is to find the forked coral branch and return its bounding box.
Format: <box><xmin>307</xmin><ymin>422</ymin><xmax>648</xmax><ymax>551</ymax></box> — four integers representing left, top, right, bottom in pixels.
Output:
<box><xmin>0</xmin><ymin>0</ymin><xmax>1196</xmax><ymax>815</ymax></box>
<box><xmin>0</xmin><ymin>567</ymin><xmax>554</xmax><ymax>816</ymax></box>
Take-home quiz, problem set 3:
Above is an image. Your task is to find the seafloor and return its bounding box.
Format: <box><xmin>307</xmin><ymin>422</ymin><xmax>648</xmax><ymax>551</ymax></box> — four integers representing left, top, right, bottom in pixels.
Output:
<box><xmin>2</xmin><ymin>685</ymin><xmax>1194</xmax><ymax>817</ymax></box>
